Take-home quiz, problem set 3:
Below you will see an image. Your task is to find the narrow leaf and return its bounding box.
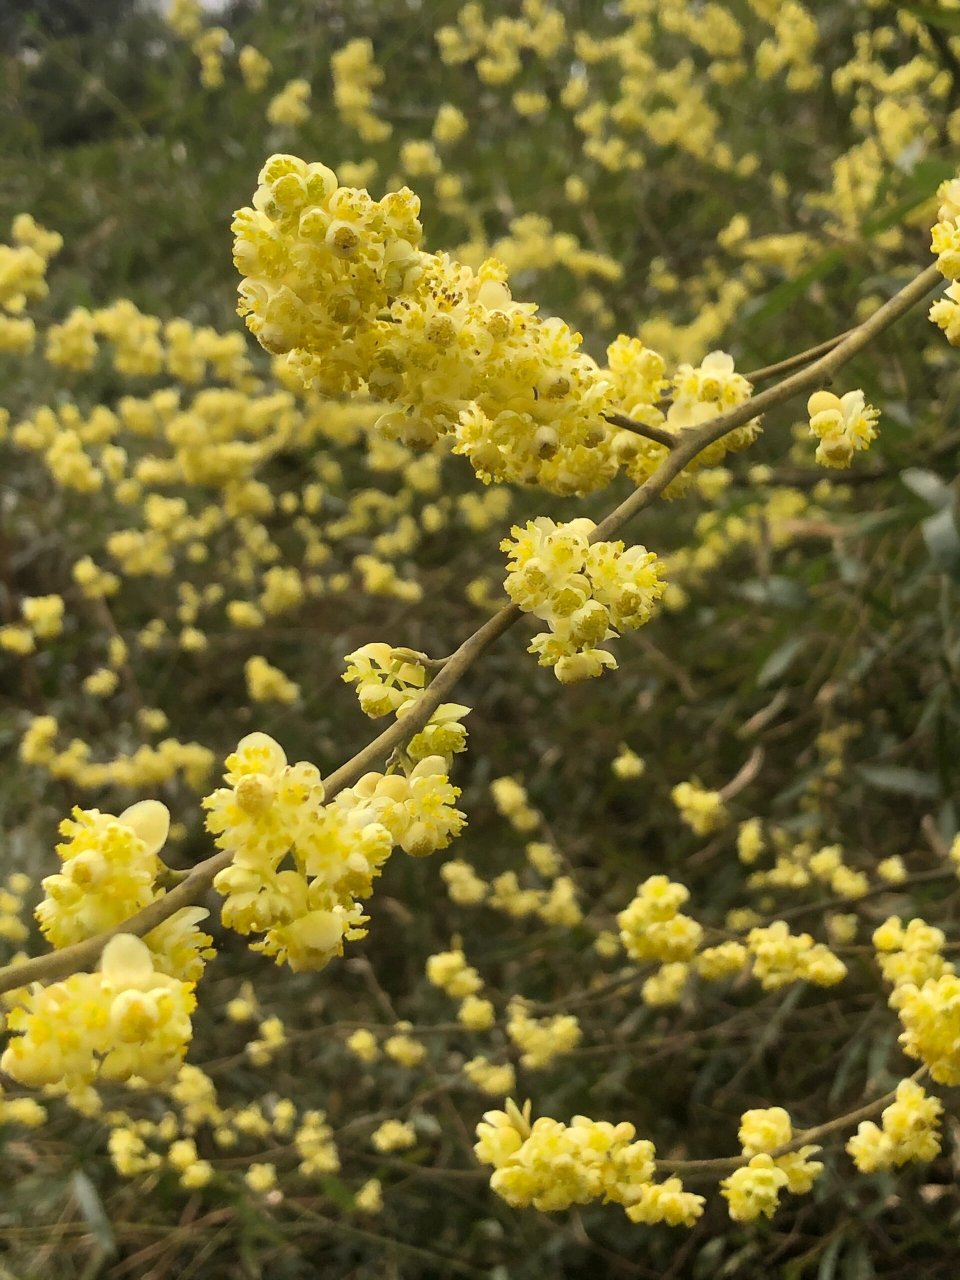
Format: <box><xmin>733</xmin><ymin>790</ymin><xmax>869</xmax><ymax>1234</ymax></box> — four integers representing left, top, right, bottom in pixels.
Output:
<box><xmin>922</xmin><ymin>506</ymin><xmax>960</xmax><ymax>571</ymax></box>
<box><xmin>71</xmin><ymin>1171</ymin><xmax>116</xmax><ymax>1257</ymax></box>
<box><xmin>857</xmin><ymin>764</ymin><xmax>940</xmax><ymax>798</ymax></box>
<box><xmin>757</xmin><ymin>635</ymin><xmax>806</xmax><ymax>687</ymax></box>
<box><xmin>902</xmin><ymin>467</ymin><xmax>953</xmax><ymax>510</ymax></box>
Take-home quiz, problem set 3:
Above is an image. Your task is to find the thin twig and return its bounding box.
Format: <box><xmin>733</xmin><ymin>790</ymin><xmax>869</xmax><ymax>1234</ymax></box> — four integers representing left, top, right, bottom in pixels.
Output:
<box><xmin>603</xmin><ymin>411</ymin><xmax>677</xmax><ymax>449</ymax></box>
<box><xmin>655</xmin><ymin>1069</ymin><xmax>925</xmax><ymax>1178</ymax></box>
<box><xmin>719</xmin><ymin>747</ymin><xmax>764</xmax><ymax>801</ymax></box>
<box><xmin>746</xmin><ymin>328</ymin><xmax>855</xmax><ymax>383</ymax></box>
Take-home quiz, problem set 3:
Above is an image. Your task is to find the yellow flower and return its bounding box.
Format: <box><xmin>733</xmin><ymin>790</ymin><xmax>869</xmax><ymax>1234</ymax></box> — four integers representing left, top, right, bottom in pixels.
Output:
<box><xmin>806</xmin><ymin>389</ymin><xmax>879</xmax><ymax>469</ymax></box>
<box><xmin>720</xmin><ymin>1154</ymin><xmax>789</xmax><ymax>1222</ymax></box>
<box><xmin>371</xmin><ymin>1119</ymin><xmax>417</xmax><ymax>1152</ymax></box>
<box><xmin>354</xmin><ymin>1178</ymin><xmax>384</xmax><ymax>1213</ymax></box>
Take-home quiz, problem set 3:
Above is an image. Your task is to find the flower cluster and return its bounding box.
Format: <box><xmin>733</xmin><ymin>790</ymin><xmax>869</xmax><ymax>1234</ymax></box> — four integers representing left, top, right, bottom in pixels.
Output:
<box><xmin>355</xmin><ymin>1177</ymin><xmax>384</xmax><ymax>1213</ymax></box>
<box><xmin>238</xmin><ymin>45</ymin><xmax>271</xmax><ymax>93</ymax></box>
<box><xmin>671</xmin><ymin>780</ymin><xmax>729</xmax><ymax>835</ymax></box>
<box><xmin>36</xmin><ymin>800</ymin><xmax>168</xmax><ymax>947</ymax></box>
<box><xmin>426</xmin><ymin>945</ymin><xmax>495</xmax><ymax>1029</ymax></box>
<box><xmin>371</xmin><ymin>1119</ymin><xmax>417</xmax><ymax>1153</ymax></box>
<box><xmin>489</xmin><ymin>776</ymin><xmax>541</xmax><ymax>831</ymax></box>
<box><xmin>384</xmin><ymin>1022</ymin><xmax>427</xmax><ymax>1067</ymax></box>
<box><xmin>475</xmin><ymin>1099</ymin><xmax>704</xmax><ymax>1226</ymax></box>
<box><xmin>32</xmin><ymin>799</ymin><xmax>211</xmax><ymax>986</ymax></box>
<box><xmin>267</xmin><ymin>78</ymin><xmax>311</xmax><ymax>126</ymax></box>
<box><xmin>609</xmin><ymin>348</ymin><xmax>760</xmax><ymax>494</ymax></box>
<box><xmin>929</xmin><ymin>175</ymin><xmax>960</xmax><ymax>342</ymax></box>
<box><xmin>617</xmin><ymin>876</ymin><xmax>703</xmax><ymax>964</ymax></box>
<box><xmin>234</xmin><ymin>156</ymin><xmax>626</xmax><ymax>495</ymax></box>
<box><xmin>234</xmin><ymin>158</ymin><xmax>767</xmax><ymax>500</ymax></box>
<box><xmin>846</xmin><ymin>1079</ymin><xmax>942</xmax><ymax>1173</ymax></box>
<box><xmin>244</xmin><ymin>654</ymin><xmax>300</xmax><ymax>705</ymax></box>
<box><xmin>873</xmin><ymin>916</ymin><xmax>953</xmax><ymax>1008</ymax></box>
<box><xmin>342</xmin><ymin>642</ymin><xmax>427</xmax><ymax>716</ymax></box>
<box><xmin>487</xmin><ymin>869</ymin><xmax>581</xmax><ymax>927</ymax></box>
<box><xmin>233</xmin><ymin>154</ymin><xmax>422</xmax><ymax>372</ymax></box>
<box><xmin>612</xmin><ymin>744</ymin><xmax>645</xmax><ymax>778</ymax></box>
<box><xmin>720</xmin><ymin>1107</ymin><xmax>821</xmax><ymax>1222</ymax></box>
<box><xmin>746</xmin><ymin>921</ymin><xmax>847</xmax><ymax>990</ymax></box>
<box><xmin>505</xmin><ymin>1000</ymin><xmax>581</xmax><ymax>1069</ymax></box>
<box><xmin>342</xmin><ymin>642</ymin><xmax>470</xmax><ymax>762</ymax></box>
<box><xmin>1</xmin><ymin>594</ymin><xmax>67</xmax><ymax>655</ymax></box>
<box><xmin>205</xmin><ymin>732</ymin><xmax>465</xmax><ymax>969</ymax></box>
<box><xmin>440</xmin><ymin>857</ymin><xmax>489</xmax><ymax>905</ymax></box>
<box><xmin>331</xmin><ymin>38</ymin><xmax>391</xmax><ymax>143</ymax></box>
<box><xmin>737</xmin><ymin>817</ymin><xmax>764</xmax><ymax>864</ymax></box>
<box><xmin>0</xmin><ymin>213</ymin><xmax>62</xmax><ymax>316</ymax></box>
<box><xmin>463</xmin><ymin>1056</ymin><xmax>517</xmax><ymax>1096</ymax></box>
<box><xmin>436</xmin><ymin>4</ymin><xmax>566</xmax><ymax>85</ymax></box>
<box><xmin>896</xmin><ymin>972</ymin><xmax>960</xmax><ymax>1085</ymax></box>
<box><xmin>425</xmin><ymin>945</ymin><xmax>482</xmax><ymax>997</ymax></box>
<box><xmin>501</xmin><ymin>517</ymin><xmax>664</xmax><ymax>682</ymax></box>
<box><xmin>18</xmin><ymin>711</ymin><xmax>215</xmax><ymax>794</ymax></box>
<box><xmin>695</xmin><ymin>941</ymin><xmax>749</xmax><ymax>981</ymax></box>
<box><xmin>2</xmin><ymin>934</ymin><xmax>196</xmax><ymax>1090</ymax></box>
<box><xmin>806</xmin><ymin>389</ymin><xmax>879</xmax><ymax>468</ymax></box>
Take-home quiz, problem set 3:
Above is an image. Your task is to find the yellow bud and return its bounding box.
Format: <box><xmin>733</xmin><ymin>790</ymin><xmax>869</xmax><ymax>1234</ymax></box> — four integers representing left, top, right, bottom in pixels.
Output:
<box><xmin>807</xmin><ymin>390</ymin><xmax>840</xmax><ymax>416</ymax></box>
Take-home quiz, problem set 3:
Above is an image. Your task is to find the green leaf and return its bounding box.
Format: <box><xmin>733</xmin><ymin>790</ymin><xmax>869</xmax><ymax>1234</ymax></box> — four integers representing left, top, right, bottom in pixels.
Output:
<box><xmin>862</xmin><ymin>158</ymin><xmax>956</xmax><ymax>234</ymax></box>
<box><xmin>902</xmin><ymin>467</ymin><xmax>954</xmax><ymax>509</ymax></box>
<box><xmin>818</xmin><ymin>1234</ymin><xmax>845</xmax><ymax>1280</ymax></box>
<box><xmin>922</xmin><ymin>505</ymin><xmax>960</xmax><ymax>571</ymax></box>
<box><xmin>899</xmin><ymin>4</ymin><xmax>960</xmax><ymax>34</ymax></box>
<box><xmin>857</xmin><ymin>764</ymin><xmax>940</xmax><ymax>798</ymax></box>
<box><xmin>71</xmin><ymin>1171</ymin><xmax>116</xmax><ymax>1258</ymax></box>
<box><xmin>320</xmin><ymin>1173</ymin><xmax>356</xmax><ymax>1210</ymax></box>
<box><xmin>757</xmin><ymin>635</ymin><xmax>806</xmax><ymax>687</ymax></box>
<box><xmin>739</xmin><ymin>576</ymin><xmax>809</xmax><ymax>608</ymax></box>
<box><xmin>842</xmin><ymin>1241</ymin><xmax>876</xmax><ymax>1280</ymax></box>
<box><xmin>742</xmin><ymin>250</ymin><xmax>842</xmax><ymax>328</ymax></box>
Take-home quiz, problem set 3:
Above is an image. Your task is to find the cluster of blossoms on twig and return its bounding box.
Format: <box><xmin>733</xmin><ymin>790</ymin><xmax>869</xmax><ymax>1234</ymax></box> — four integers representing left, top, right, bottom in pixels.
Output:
<box><xmin>2</xmin><ymin>934</ymin><xmax>197</xmax><ymax>1092</ymax></box>
<box><xmin>719</xmin><ymin>1107</ymin><xmax>821</xmax><ymax>1222</ymax></box>
<box><xmin>341</xmin><ymin>642</ymin><xmax>470</xmax><ymax>761</ymax></box>
<box><xmin>501</xmin><ymin>516</ymin><xmax>664</xmax><ymax>681</ymax></box>
<box><xmin>1</xmin><ymin>801</ymin><xmax>211</xmax><ymax>1093</ymax></box>
<box><xmin>929</xmin><ymin>175</ymin><xmax>960</xmax><ymax>343</ymax></box>
<box><xmin>232</xmin><ymin>155</ymin><xmax>761</xmax><ymax>499</ymax></box>
<box><xmin>612</xmin><ymin>874</ymin><xmax>847</xmax><ymax>1008</ymax></box>
<box><xmin>206</xmin><ymin>731</ymin><xmax>465</xmax><ymax>970</ymax></box>
<box><xmin>846</xmin><ymin>1079</ymin><xmax>942</xmax><ymax>1173</ymax></box>
<box><xmin>474</xmin><ymin>1098</ymin><xmax>705</xmax><ymax>1226</ymax></box>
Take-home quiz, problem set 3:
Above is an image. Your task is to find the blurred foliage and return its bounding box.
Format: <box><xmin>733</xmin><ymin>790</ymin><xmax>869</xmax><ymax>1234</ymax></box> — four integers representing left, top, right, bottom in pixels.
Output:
<box><xmin>3</xmin><ymin>0</ymin><xmax>960</xmax><ymax>1277</ymax></box>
